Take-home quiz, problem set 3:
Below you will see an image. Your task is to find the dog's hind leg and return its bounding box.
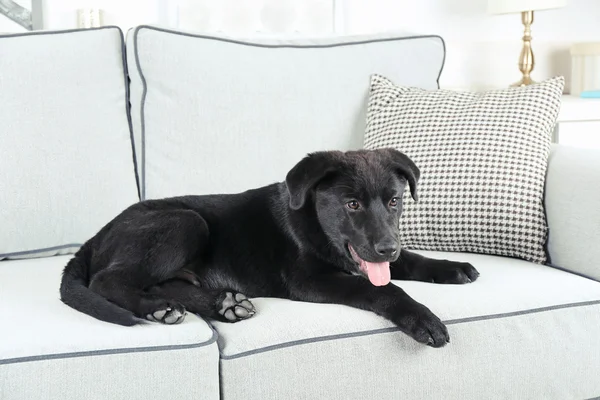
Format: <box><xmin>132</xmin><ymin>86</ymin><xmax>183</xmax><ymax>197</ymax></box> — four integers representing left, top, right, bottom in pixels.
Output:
<box><xmin>89</xmin><ymin>209</ymin><xmax>209</xmax><ymax>325</ymax></box>
<box><xmin>90</xmin><ymin>267</ymin><xmax>188</xmax><ymax>324</ymax></box>
<box><xmin>148</xmin><ymin>280</ymin><xmax>256</xmax><ymax>323</ymax></box>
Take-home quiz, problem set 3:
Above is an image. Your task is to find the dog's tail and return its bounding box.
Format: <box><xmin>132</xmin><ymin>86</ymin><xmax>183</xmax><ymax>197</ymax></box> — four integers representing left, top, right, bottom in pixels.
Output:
<box><xmin>60</xmin><ymin>245</ymin><xmax>139</xmax><ymax>326</ymax></box>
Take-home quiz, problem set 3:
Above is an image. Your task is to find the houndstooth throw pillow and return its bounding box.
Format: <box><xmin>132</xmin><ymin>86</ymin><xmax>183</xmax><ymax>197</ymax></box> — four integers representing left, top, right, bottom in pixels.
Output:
<box><xmin>364</xmin><ymin>75</ymin><xmax>564</xmax><ymax>264</ymax></box>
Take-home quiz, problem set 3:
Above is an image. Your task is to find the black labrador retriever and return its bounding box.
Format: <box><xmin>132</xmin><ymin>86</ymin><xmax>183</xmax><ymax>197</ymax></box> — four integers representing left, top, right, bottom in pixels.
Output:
<box><xmin>60</xmin><ymin>148</ymin><xmax>479</xmax><ymax>347</ymax></box>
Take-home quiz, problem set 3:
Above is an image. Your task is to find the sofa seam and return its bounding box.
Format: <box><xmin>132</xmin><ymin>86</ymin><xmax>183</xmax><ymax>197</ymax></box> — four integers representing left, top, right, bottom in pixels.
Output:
<box><xmin>0</xmin><ymin>25</ymin><xmax>119</xmax><ymax>39</ymax></box>
<box><xmin>131</xmin><ymin>25</ymin><xmax>446</xmax><ymax>201</ymax></box>
<box><xmin>118</xmin><ymin>28</ymin><xmax>142</xmax><ymax>201</ymax></box>
<box><xmin>133</xmin><ymin>25</ymin><xmax>148</xmax><ymax>200</ymax></box>
<box><xmin>0</xmin><ymin>243</ymin><xmax>82</xmax><ymax>259</ymax></box>
<box><xmin>218</xmin><ymin>299</ymin><xmax>600</xmax><ymax>360</ymax></box>
<box><xmin>545</xmin><ymin>262</ymin><xmax>600</xmax><ymax>283</ymax></box>
<box><xmin>436</xmin><ymin>36</ymin><xmax>446</xmax><ymax>89</ymax></box>
<box><xmin>0</xmin><ymin>323</ymin><xmax>218</xmax><ymax>366</ymax></box>
<box><xmin>133</xmin><ymin>24</ymin><xmax>446</xmax><ymax>49</ymax></box>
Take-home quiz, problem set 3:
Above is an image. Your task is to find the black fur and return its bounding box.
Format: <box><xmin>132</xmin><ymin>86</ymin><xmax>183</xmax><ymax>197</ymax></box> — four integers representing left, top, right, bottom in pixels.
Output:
<box><xmin>60</xmin><ymin>148</ymin><xmax>479</xmax><ymax>347</ymax></box>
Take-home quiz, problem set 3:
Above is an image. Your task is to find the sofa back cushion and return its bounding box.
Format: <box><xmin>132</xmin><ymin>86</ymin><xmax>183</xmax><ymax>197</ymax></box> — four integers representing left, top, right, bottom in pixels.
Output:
<box><xmin>545</xmin><ymin>145</ymin><xmax>600</xmax><ymax>280</ymax></box>
<box><xmin>127</xmin><ymin>26</ymin><xmax>445</xmax><ymax>199</ymax></box>
<box><xmin>0</xmin><ymin>27</ymin><xmax>139</xmax><ymax>260</ymax></box>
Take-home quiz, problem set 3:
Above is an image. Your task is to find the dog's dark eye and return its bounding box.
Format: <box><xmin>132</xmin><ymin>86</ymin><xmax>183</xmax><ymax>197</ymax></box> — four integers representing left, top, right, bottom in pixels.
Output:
<box><xmin>389</xmin><ymin>197</ymin><xmax>399</xmax><ymax>207</ymax></box>
<box><xmin>346</xmin><ymin>200</ymin><xmax>360</xmax><ymax>210</ymax></box>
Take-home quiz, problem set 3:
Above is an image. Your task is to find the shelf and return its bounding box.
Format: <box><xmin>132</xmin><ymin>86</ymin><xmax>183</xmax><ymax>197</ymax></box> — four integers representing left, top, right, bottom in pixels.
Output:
<box><xmin>558</xmin><ymin>95</ymin><xmax>600</xmax><ymax>123</ymax></box>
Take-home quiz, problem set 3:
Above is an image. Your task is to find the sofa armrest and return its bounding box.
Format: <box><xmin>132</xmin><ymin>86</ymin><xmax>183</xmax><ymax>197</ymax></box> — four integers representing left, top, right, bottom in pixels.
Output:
<box><xmin>545</xmin><ymin>144</ymin><xmax>600</xmax><ymax>280</ymax></box>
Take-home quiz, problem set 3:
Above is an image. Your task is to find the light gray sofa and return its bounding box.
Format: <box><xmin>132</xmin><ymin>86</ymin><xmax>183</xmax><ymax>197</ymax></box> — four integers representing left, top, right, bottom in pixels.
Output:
<box><xmin>1</xmin><ymin>25</ymin><xmax>599</xmax><ymax>400</ymax></box>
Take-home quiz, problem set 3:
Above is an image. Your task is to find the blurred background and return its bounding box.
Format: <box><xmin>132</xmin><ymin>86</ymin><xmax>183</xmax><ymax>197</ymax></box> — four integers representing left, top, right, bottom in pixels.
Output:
<box><xmin>2</xmin><ymin>0</ymin><xmax>599</xmax><ymax>92</ymax></box>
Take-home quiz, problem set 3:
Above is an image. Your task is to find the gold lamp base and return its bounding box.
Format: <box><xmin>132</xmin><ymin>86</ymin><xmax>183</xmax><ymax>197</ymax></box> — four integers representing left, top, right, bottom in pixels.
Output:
<box><xmin>511</xmin><ymin>10</ymin><xmax>536</xmax><ymax>87</ymax></box>
<box><xmin>511</xmin><ymin>75</ymin><xmax>536</xmax><ymax>87</ymax></box>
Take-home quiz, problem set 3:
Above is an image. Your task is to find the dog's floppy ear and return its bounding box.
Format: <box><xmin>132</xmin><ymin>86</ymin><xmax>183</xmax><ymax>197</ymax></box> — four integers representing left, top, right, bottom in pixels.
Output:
<box><xmin>382</xmin><ymin>148</ymin><xmax>420</xmax><ymax>202</ymax></box>
<box><xmin>285</xmin><ymin>151</ymin><xmax>342</xmax><ymax>210</ymax></box>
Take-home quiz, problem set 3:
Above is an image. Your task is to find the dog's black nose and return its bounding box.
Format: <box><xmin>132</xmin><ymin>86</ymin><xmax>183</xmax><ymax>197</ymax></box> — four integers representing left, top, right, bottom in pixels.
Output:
<box><xmin>374</xmin><ymin>240</ymin><xmax>398</xmax><ymax>257</ymax></box>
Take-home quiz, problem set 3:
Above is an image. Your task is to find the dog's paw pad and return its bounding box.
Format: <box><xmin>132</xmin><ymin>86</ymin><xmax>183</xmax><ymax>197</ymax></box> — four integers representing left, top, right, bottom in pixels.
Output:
<box><xmin>235</xmin><ymin>292</ymin><xmax>248</xmax><ymax>302</ymax></box>
<box><xmin>240</xmin><ymin>299</ymin><xmax>253</xmax><ymax>310</ymax></box>
<box><xmin>164</xmin><ymin>308</ymin><xmax>185</xmax><ymax>324</ymax></box>
<box><xmin>218</xmin><ymin>291</ymin><xmax>255</xmax><ymax>322</ymax></box>
<box><xmin>234</xmin><ymin>306</ymin><xmax>249</xmax><ymax>318</ymax></box>
<box><xmin>146</xmin><ymin>304</ymin><xmax>186</xmax><ymax>325</ymax></box>
<box><xmin>224</xmin><ymin>309</ymin><xmax>236</xmax><ymax>321</ymax></box>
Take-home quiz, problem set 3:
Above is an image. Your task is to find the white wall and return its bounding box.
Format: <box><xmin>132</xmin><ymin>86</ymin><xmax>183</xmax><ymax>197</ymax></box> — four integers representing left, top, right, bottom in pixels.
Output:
<box><xmin>0</xmin><ymin>17</ymin><xmax>22</xmax><ymax>32</ymax></box>
<box><xmin>37</xmin><ymin>0</ymin><xmax>336</xmax><ymax>35</ymax></box>
<box><xmin>2</xmin><ymin>0</ymin><xmax>599</xmax><ymax>92</ymax></box>
<box><xmin>342</xmin><ymin>0</ymin><xmax>600</xmax><ymax>91</ymax></box>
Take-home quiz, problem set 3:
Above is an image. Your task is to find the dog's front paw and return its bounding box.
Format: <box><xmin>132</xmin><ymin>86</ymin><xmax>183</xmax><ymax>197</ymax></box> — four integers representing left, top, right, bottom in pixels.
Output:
<box><xmin>393</xmin><ymin>305</ymin><xmax>449</xmax><ymax>348</ymax></box>
<box><xmin>425</xmin><ymin>261</ymin><xmax>480</xmax><ymax>284</ymax></box>
<box><xmin>216</xmin><ymin>291</ymin><xmax>256</xmax><ymax>323</ymax></box>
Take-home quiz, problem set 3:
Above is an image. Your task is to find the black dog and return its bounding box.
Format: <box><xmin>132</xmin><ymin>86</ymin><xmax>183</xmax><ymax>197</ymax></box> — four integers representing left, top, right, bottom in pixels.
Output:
<box><xmin>60</xmin><ymin>148</ymin><xmax>479</xmax><ymax>347</ymax></box>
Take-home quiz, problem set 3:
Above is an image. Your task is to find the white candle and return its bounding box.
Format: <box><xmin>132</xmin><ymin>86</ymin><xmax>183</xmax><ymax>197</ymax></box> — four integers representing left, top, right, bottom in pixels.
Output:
<box><xmin>77</xmin><ymin>8</ymin><xmax>104</xmax><ymax>28</ymax></box>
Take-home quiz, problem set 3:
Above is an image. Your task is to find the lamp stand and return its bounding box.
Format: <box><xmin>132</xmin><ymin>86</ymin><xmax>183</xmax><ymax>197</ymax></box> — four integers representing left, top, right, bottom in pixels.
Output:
<box><xmin>511</xmin><ymin>10</ymin><xmax>535</xmax><ymax>87</ymax></box>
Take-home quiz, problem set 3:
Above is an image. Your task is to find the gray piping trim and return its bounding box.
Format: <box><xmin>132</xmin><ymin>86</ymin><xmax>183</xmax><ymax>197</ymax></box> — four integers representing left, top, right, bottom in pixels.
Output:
<box><xmin>132</xmin><ymin>26</ymin><xmax>148</xmax><ymax>200</ymax></box>
<box><xmin>0</xmin><ymin>322</ymin><xmax>218</xmax><ymax>366</ymax></box>
<box><xmin>0</xmin><ymin>26</ymin><xmax>140</xmax><ymax>259</ymax></box>
<box><xmin>219</xmin><ymin>299</ymin><xmax>600</xmax><ymax>360</ymax></box>
<box><xmin>118</xmin><ymin>29</ymin><xmax>142</xmax><ymax>200</ymax></box>
<box><xmin>0</xmin><ymin>25</ymin><xmax>118</xmax><ymax>39</ymax></box>
<box><xmin>131</xmin><ymin>24</ymin><xmax>446</xmax><ymax>200</ymax></box>
<box><xmin>0</xmin><ymin>243</ymin><xmax>81</xmax><ymax>259</ymax></box>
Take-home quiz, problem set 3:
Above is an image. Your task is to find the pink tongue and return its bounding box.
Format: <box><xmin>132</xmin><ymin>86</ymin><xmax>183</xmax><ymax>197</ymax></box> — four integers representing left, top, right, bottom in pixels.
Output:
<box><xmin>363</xmin><ymin>261</ymin><xmax>391</xmax><ymax>286</ymax></box>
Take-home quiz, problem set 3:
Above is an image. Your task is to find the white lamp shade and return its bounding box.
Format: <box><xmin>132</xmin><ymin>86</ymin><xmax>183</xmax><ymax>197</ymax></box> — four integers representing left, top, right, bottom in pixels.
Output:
<box><xmin>488</xmin><ymin>0</ymin><xmax>567</xmax><ymax>14</ymax></box>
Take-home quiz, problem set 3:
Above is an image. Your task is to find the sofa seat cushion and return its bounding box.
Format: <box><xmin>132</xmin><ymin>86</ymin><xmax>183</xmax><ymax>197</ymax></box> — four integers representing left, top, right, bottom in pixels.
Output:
<box><xmin>213</xmin><ymin>251</ymin><xmax>600</xmax><ymax>400</ymax></box>
<box><xmin>0</xmin><ymin>256</ymin><xmax>219</xmax><ymax>400</ymax></box>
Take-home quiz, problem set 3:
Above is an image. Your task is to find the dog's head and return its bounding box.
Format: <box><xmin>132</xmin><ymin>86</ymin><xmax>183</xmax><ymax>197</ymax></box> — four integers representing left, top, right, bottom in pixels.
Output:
<box><xmin>285</xmin><ymin>148</ymin><xmax>419</xmax><ymax>287</ymax></box>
